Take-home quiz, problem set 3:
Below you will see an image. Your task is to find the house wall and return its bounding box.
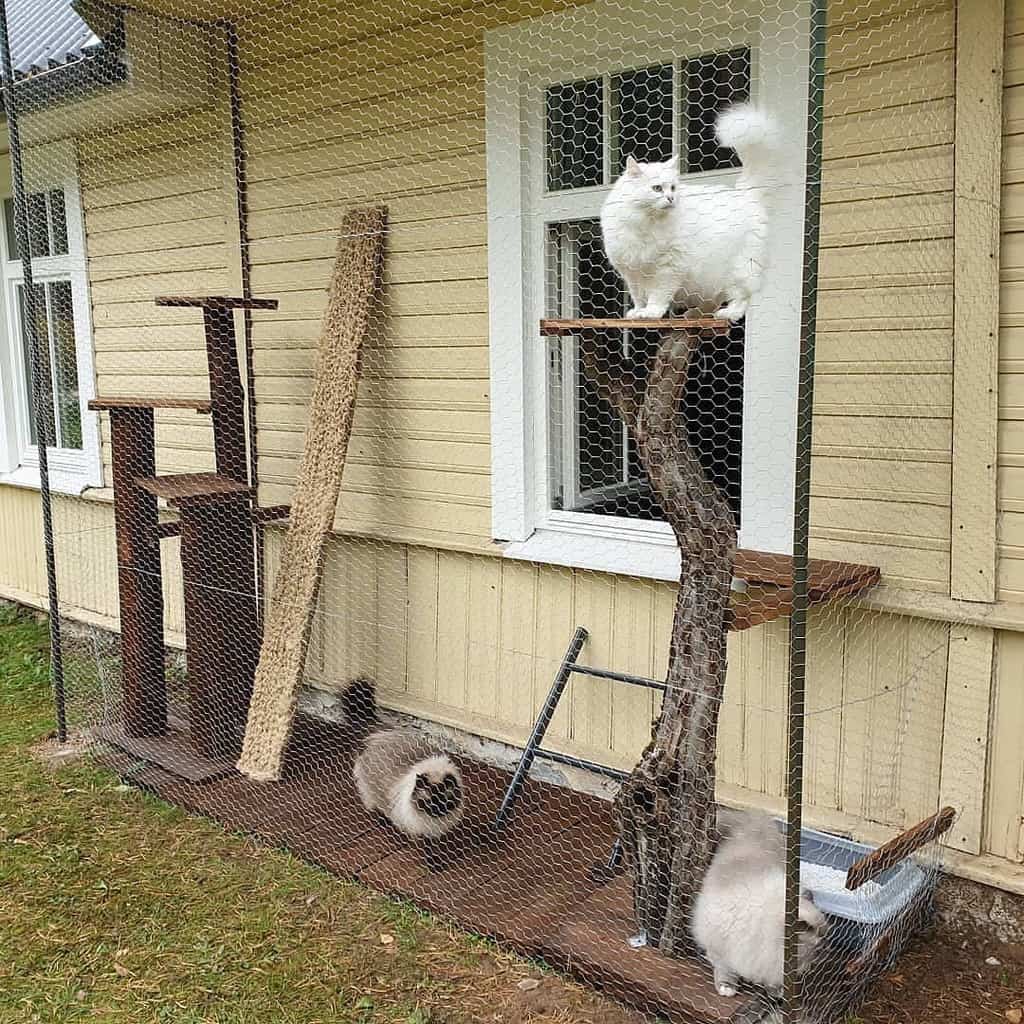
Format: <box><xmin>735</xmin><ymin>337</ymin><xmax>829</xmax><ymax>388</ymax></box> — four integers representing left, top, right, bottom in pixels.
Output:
<box><xmin>0</xmin><ymin>0</ymin><xmax>1021</xmax><ymax>886</ymax></box>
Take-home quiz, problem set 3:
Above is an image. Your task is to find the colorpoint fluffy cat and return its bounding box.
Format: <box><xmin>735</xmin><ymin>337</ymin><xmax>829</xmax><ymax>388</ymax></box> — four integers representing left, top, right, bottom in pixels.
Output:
<box><xmin>691</xmin><ymin>810</ymin><xmax>827</xmax><ymax>997</ymax></box>
<box><xmin>353</xmin><ymin>728</ymin><xmax>465</xmax><ymax>839</ymax></box>
<box><xmin>601</xmin><ymin>102</ymin><xmax>782</xmax><ymax>322</ymax></box>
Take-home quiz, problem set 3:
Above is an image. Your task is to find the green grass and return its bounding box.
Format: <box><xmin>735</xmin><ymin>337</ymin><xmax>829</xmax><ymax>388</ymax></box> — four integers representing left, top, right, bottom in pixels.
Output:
<box><xmin>0</xmin><ymin>607</ymin><xmax>633</xmax><ymax>1024</ymax></box>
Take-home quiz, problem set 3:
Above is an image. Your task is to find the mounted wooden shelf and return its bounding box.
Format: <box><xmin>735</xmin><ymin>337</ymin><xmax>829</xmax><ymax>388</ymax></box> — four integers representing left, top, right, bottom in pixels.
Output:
<box><xmin>135</xmin><ymin>472</ymin><xmax>253</xmax><ymax>507</ymax></box>
<box><xmin>730</xmin><ymin>552</ymin><xmax>881</xmax><ymax>631</ymax></box>
<box><xmin>540</xmin><ymin>317</ymin><xmax>730</xmax><ymax>334</ymax></box>
<box><xmin>89</xmin><ymin>396</ymin><xmax>212</xmax><ymax>414</ymax></box>
<box><xmin>155</xmin><ymin>295</ymin><xmax>279</xmax><ymax>310</ymax></box>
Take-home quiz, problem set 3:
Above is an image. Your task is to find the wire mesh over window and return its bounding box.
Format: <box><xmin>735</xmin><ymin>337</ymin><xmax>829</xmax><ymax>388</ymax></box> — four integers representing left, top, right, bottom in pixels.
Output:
<box><xmin>2</xmin><ymin>2</ymin><xmax>1003</xmax><ymax>1023</ymax></box>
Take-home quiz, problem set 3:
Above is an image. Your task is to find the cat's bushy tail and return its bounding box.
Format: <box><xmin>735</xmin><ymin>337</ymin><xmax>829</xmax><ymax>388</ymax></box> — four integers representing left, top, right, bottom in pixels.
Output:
<box><xmin>715</xmin><ymin>102</ymin><xmax>782</xmax><ymax>190</ymax></box>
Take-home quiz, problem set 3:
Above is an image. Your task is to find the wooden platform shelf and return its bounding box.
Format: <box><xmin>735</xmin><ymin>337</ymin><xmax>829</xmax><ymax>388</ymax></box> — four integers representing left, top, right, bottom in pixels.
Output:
<box><xmin>89</xmin><ymin>397</ymin><xmax>213</xmax><ymax>414</ymax></box>
<box><xmin>540</xmin><ymin>317</ymin><xmax>730</xmax><ymax>334</ymax></box>
<box><xmin>155</xmin><ymin>295</ymin><xmax>280</xmax><ymax>311</ymax></box>
<box><xmin>730</xmin><ymin>552</ymin><xmax>881</xmax><ymax>630</ymax></box>
<box><xmin>135</xmin><ymin>472</ymin><xmax>253</xmax><ymax>507</ymax></box>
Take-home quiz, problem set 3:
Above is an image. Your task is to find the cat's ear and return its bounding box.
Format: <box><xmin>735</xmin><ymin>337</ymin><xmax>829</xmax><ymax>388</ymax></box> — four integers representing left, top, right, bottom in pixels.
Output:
<box><xmin>665</xmin><ymin>152</ymin><xmax>681</xmax><ymax>172</ymax></box>
<box><xmin>625</xmin><ymin>155</ymin><xmax>641</xmax><ymax>176</ymax></box>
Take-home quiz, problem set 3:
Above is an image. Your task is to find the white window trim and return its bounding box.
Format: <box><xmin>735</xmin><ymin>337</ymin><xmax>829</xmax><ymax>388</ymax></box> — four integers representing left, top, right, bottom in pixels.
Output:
<box><xmin>485</xmin><ymin>0</ymin><xmax>810</xmax><ymax>581</ymax></box>
<box><xmin>0</xmin><ymin>141</ymin><xmax>102</xmax><ymax>495</ymax></box>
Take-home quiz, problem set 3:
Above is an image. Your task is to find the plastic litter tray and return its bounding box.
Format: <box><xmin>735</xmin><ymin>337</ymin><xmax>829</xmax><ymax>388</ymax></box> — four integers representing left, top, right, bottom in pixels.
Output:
<box><xmin>797</xmin><ymin>826</ymin><xmax>935</xmax><ymax>949</ymax></box>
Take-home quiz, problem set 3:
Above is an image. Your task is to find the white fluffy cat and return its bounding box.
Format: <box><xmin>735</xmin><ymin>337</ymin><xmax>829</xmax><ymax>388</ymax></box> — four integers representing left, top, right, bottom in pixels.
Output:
<box><xmin>353</xmin><ymin>728</ymin><xmax>465</xmax><ymax>839</ymax></box>
<box><xmin>600</xmin><ymin>103</ymin><xmax>782</xmax><ymax>321</ymax></box>
<box><xmin>691</xmin><ymin>810</ymin><xmax>827</xmax><ymax>998</ymax></box>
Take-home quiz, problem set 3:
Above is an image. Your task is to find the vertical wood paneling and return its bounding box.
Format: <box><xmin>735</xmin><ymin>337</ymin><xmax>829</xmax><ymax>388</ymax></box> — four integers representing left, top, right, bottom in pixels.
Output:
<box><xmin>951</xmin><ymin>0</ymin><xmax>1004</xmax><ymax>599</ymax></box>
<box><xmin>804</xmin><ymin>605</ymin><xmax>847</xmax><ymax>811</ymax></box>
<box><xmin>466</xmin><ymin>556</ymin><xmax>501</xmax><ymax>717</ymax></box>
<box><xmin>986</xmin><ymin>630</ymin><xmax>1024</xmax><ymax>862</ymax></box>
<box><xmin>718</xmin><ymin>625</ymin><xmax>748</xmax><ymax>791</ymax></box>
<box><xmin>941</xmin><ymin>624</ymin><xmax>996</xmax><ymax>852</ymax></box>
<box><xmin>533</xmin><ymin>568</ymin><xmax>575</xmax><ymax>743</ymax></box>
<box><xmin>376</xmin><ymin>543</ymin><xmax>409</xmax><ymax>695</ymax></box>
<box><xmin>436</xmin><ymin>550</ymin><xmax>471</xmax><ymax>709</ymax></box>
<box><xmin>609</xmin><ymin>577</ymin><xmax>656</xmax><ymax>763</ymax></box>
<box><xmin>570</xmin><ymin>571</ymin><xmax>614</xmax><ymax>754</ymax></box>
<box><xmin>496</xmin><ymin>559</ymin><xmax>536</xmax><ymax>731</ymax></box>
<box><xmin>406</xmin><ymin>547</ymin><xmax>439</xmax><ymax>704</ymax></box>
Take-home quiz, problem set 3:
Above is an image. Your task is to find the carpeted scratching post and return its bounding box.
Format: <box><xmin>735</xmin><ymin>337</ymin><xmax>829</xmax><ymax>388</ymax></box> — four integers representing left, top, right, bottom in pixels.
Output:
<box><xmin>237</xmin><ymin>205</ymin><xmax>387</xmax><ymax>782</ymax></box>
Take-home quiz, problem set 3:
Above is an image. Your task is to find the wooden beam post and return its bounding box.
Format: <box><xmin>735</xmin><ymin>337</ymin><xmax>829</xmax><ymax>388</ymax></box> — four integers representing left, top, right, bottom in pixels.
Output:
<box><xmin>950</xmin><ymin>0</ymin><xmax>1005</xmax><ymax>601</ymax></box>
<box><xmin>107</xmin><ymin>407</ymin><xmax>167</xmax><ymax>737</ymax></box>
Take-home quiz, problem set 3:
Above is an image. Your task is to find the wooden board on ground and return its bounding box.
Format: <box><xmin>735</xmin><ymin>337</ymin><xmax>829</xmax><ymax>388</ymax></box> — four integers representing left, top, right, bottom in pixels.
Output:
<box><xmin>95</xmin><ymin>713</ymin><xmax>234</xmax><ymax>782</ymax></box>
<box><xmin>237</xmin><ymin>206</ymin><xmax>387</xmax><ymax>782</ymax></box>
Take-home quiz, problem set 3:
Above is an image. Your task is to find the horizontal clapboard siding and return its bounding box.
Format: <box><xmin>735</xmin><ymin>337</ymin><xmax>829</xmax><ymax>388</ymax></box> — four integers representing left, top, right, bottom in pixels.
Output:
<box><xmin>77</xmin><ymin>107</ymin><xmax>233</xmax><ymax>479</ymax></box>
<box><xmin>229</xmin><ymin>0</ymin><xmax>957</xmax><ymax>587</ymax></box>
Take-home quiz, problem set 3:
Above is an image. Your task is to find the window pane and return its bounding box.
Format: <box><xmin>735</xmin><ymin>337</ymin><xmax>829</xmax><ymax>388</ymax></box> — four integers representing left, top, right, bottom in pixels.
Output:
<box><xmin>546</xmin><ymin>77</ymin><xmax>603</xmax><ymax>191</ymax></box>
<box><xmin>682</xmin><ymin>327</ymin><xmax>744</xmax><ymax>521</ymax></box>
<box><xmin>50</xmin><ymin>281</ymin><xmax>82</xmax><ymax>449</ymax></box>
<box><xmin>17</xmin><ymin>283</ymin><xmax>55</xmax><ymax>447</ymax></box>
<box><xmin>27</xmin><ymin>191</ymin><xmax>50</xmax><ymax>258</ymax></box>
<box><xmin>611</xmin><ymin>63</ymin><xmax>674</xmax><ymax>172</ymax></box>
<box><xmin>572</xmin><ymin>223</ymin><xmax>624</xmax><ymax>494</ymax></box>
<box><xmin>684</xmin><ymin>47</ymin><xmax>751</xmax><ymax>173</ymax></box>
<box><xmin>49</xmin><ymin>189</ymin><xmax>69</xmax><ymax>256</ymax></box>
<box><xmin>3</xmin><ymin>198</ymin><xmax>17</xmax><ymax>259</ymax></box>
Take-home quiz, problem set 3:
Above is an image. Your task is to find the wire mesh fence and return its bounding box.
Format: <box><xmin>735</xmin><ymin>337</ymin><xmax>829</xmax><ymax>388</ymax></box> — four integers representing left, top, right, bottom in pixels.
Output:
<box><xmin>0</xmin><ymin>0</ymin><xmax>996</xmax><ymax>1021</ymax></box>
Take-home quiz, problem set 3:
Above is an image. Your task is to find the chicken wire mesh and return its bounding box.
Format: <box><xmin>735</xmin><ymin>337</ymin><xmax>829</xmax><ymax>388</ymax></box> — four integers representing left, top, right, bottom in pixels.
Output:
<box><xmin>0</xmin><ymin>0</ymin><xmax>993</xmax><ymax>1021</ymax></box>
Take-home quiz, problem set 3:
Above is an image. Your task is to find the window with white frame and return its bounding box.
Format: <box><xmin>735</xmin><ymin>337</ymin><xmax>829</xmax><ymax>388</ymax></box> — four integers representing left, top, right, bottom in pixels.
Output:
<box><xmin>486</xmin><ymin>2</ymin><xmax>809</xmax><ymax>579</ymax></box>
<box><xmin>0</xmin><ymin>147</ymin><xmax>101</xmax><ymax>493</ymax></box>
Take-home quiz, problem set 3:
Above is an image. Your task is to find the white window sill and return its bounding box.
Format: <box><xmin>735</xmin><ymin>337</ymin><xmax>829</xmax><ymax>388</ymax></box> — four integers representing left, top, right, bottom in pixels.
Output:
<box><xmin>0</xmin><ymin>462</ymin><xmax>100</xmax><ymax>496</ymax></box>
<box><xmin>500</xmin><ymin>512</ymin><xmax>753</xmax><ymax>588</ymax></box>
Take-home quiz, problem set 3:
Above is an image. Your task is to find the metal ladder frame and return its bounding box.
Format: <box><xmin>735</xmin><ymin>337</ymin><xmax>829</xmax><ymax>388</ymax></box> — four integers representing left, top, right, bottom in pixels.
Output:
<box><xmin>494</xmin><ymin>626</ymin><xmax>668</xmax><ymax>874</ymax></box>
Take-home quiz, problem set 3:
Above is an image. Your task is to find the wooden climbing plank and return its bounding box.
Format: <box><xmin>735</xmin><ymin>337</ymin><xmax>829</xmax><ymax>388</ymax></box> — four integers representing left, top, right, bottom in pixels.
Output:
<box><xmin>733</xmin><ymin>551</ymin><xmax>880</xmax><ymax>597</ymax></box>
<box><xmin>845</xmin><ymin>807</ymin><xmax>956</xmax><ymax>891</ymax></box>
<box><xmin>155</xmin><ymin>295</ymin><xmax>280</xmax><ymax>310</ymax></box>
<box><xmin>237</xmin><ymin>206</ymin><xmax>387</xmax><ymax>783</ymax></box>
<box><xmin>540</xmin><ymin>317</ymin><xmax>728</xmax><ymax>334</ymax></box>
<box><xmin>90</xmin><ymin>397</ymin><xmax>212</xmax><ymax>413</ymax></box>
<box><xmin>135</xmin><ymin>472</ymin><xmax>253</xmax><ymax>505</ymax></box>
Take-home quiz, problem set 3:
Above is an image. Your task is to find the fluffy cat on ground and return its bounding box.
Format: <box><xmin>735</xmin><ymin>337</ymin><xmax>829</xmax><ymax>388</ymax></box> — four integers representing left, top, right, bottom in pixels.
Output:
<box><xmin>691</xmin><ymin>810</ymin><xmax>827</xmax><ymax>997</ymax></box>
<box><xmin>353</xmin><ymin>727</ymin><xmax>465</xmax><ymax>839</ymax></box>
<box><xmin>600</xmin><ymin>102</ymin><xmax>782</xmax><ymax>322</ymax></box>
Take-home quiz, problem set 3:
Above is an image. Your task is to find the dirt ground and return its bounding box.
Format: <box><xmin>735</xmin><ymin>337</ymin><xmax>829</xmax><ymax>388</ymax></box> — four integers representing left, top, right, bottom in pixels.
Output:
<box><xmin>853</xmin><ymin>925</ymin><xmax>1024</xmax><ymax>1024</ymax></box>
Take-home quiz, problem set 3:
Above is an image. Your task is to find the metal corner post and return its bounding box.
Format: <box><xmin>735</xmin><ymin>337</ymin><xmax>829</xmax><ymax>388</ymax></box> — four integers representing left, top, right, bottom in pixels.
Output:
<box><xmin>224</xmin><ymin>19</ymin><xmax>264</xmax><ymax>628</ymax></box>
<box><xmin>783</xmin><ymin>2</ymin><xmax>827</xmax><ymax>1021</ymax></box>
<box><xmin>0</xmin><ymin>0</ymin><xmax>68</xmax><ymax>741</ymax></box>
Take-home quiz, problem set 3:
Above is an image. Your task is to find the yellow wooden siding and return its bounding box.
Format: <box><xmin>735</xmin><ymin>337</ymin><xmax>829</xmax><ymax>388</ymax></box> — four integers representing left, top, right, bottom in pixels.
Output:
<box><xmin>815</xmin><ymin>1</ymin><xmax>955</xmax><ymax>592</ymax></box>
<box><xmin>76</xmin><ymin>105</ymin><xmax>234</xmax><ymax>482</ymax></box>
<box><xmin>986</xmin><ymin>629</ymin><xmax>1024</xmax><ymax>862</ymax></box>
<box><xmin>221</xmin><ymin>0</ymin><xmax>954</xmax><ymax>587</ymax></box>
<box><xmin>0</xmin><ymin>486</ymin><xmax>186</xmax><ymax>647</ymax></box>
<box><xmin>5</xmin><ymin>0</ymin><xmax>1020</xmax><ymax>882</ymax></box>
<box><xmin>264</xmin><ymin>528</ymin><xmax>955</xmax><ymax>841</ymax></box>
<box><xmin>1001</xmin><ymin>2</ymin><xmax>1024</xmax><ymax>601</ymax></box>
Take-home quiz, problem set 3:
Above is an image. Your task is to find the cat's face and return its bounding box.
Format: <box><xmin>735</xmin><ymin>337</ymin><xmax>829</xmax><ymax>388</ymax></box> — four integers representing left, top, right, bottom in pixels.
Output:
<box><xmin>619</xmin><ymin>155</ymin><xmax>680</xmax><ymax>213</ymax></box>
<box><xmin>413</xmin><ymin>770</ymin><xmax>463</xmax><ymax>819</ymax></box>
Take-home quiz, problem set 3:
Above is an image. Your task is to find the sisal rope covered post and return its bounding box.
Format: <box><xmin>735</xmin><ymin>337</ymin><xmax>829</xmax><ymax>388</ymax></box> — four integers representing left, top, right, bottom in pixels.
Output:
<box><xmin>237</xmin><ymin>206</ymin><xmax>387</xmax><ymax>782</ymax></box>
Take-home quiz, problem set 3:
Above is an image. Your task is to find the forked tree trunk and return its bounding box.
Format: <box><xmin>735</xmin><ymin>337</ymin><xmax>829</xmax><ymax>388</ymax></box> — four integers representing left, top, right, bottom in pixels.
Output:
<box><xmin>579</xmin><ymin>328</ymin><xmax>736</xmax><ymax>955</ymax></box>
